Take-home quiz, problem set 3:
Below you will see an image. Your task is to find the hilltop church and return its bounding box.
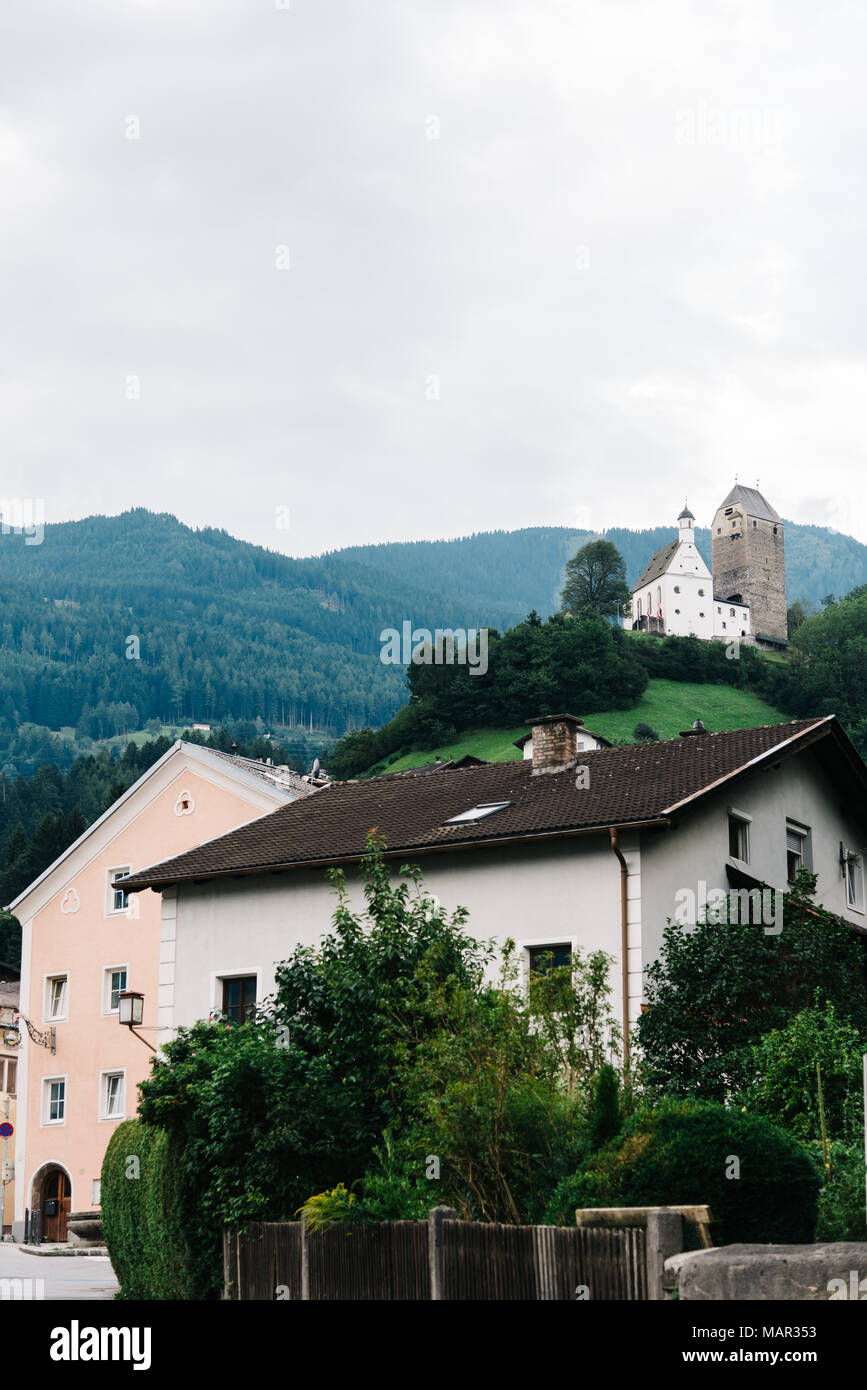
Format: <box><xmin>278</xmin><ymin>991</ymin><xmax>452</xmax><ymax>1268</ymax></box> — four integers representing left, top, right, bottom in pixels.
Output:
<box><xmin>623</xmin><ymin>484</ymin><xmax>789</xmax><ymax>650</ymax></box>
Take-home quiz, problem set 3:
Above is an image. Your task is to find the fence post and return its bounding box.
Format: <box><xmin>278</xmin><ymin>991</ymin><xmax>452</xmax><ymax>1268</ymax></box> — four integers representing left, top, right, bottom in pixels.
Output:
<box><xmin>646</xmin><ymin>1208</ymin><xmax>683</xmax><ymax>1301</ymax></box>
<box><xmin>428</xmin><ymin>1206</ymin><xmax>456</xmax><ymax>1301</ymax></box>
<box><xmin>300</xmin><ymin>1219</ymin><xmax>310</xmax><ymax>1301</ymax></box>
<box><xmin>222</xmin><ymin>1229</ymin><xmax>235</xmax><ymax>1301</ymax></box>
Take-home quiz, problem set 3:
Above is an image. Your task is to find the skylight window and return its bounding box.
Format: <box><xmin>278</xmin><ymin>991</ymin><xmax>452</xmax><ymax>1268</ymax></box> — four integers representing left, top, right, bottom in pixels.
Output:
<box><xmin>443</xmin><ymin>801</ymin><xmax>512</xmax><ymax>825</ymax></box>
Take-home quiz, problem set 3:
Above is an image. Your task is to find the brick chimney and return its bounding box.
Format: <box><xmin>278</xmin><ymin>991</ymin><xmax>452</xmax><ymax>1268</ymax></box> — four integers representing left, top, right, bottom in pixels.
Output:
<box><xmin>526</xmin><ymin>713</ymin><xmax>582</xmax><ymax>775</ymax></box>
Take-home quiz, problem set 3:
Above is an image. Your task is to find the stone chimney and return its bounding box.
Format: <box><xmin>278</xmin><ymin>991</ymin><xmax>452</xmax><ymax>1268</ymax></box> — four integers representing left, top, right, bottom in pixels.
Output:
<box><xmin>526</xmin><ymin>713</ymin><xmax>582</xmax><ymax>775</ymax></box>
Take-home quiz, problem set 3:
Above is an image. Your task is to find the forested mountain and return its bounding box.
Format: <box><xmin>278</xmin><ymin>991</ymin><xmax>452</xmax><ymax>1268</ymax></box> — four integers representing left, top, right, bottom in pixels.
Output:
<box><xmin>0</xmin><ymin>510</ymin><xmax>517</xmax><ymax>759</ymax></box>
<box><xmin>336</xmin><ymin>522</ymin><xmax>867</xmax><ymax>619</ymax></box>
<box><xmin>0</xmin><ymin>510</ymin><xmax>864</xmax><ymax>784</ymax></box>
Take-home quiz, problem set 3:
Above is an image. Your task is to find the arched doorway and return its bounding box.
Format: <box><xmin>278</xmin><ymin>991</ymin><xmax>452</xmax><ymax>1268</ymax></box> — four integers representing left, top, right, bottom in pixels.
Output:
<box><xmin>30</xmin><ymin>1163</ymin><xmax>72</xmax><ymax>1243</ymax></box>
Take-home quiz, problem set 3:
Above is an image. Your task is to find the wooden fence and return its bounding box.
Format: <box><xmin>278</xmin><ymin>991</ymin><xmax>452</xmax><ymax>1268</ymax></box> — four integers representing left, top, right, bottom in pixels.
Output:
<box><xmin>223</xmin><ymin>1205</ymin><xmax>673</xmax><ymax>1301</ymax></box>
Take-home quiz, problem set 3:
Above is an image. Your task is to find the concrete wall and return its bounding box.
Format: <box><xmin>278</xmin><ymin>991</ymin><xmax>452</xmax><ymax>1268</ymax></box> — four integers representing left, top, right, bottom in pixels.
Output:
<box><xmin>668</xmin><ymin>1244</ymin><xmax>867</xmax><ymax>1300</ymax></box>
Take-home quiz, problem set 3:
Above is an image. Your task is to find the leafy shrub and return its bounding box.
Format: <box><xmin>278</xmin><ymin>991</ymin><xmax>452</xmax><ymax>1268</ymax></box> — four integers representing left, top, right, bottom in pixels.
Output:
<box><xmin>587</xmin><ymin>1062</ymin><xmax>622</xmax><ymax>1152</ymax></box>
<box><xmin>101</xmin><ymin>1119</ymin><xmax>197</xmax><ymax>1299</ymax></box>
<box><xmin>814</xmin><ymin>1141</ymin><xmax>867</xmax><ymax>1242</ymax></box>
<box><xmin>553</xmin><ymin>1099</ymin><xmax>820</xmax><ymax>1244</ymax></box>
<box><xmin>739</xmin><ymin>1001</ymin><xmax>865</xmax><ymax>1144</ymax></box>
<box><xmin>632</xmin><ymin>722</ymin><xmax>659</xmax><ymax>742</ymax></box>
<box><xmin>638</xmin><ymin>878</ymin><xmax>867</xmax><ymax>1101</ymax></box>
<box><xmin>297</xmin><ymin>1184</ymin><xmax>357</xmax><ymax>1232</ymax></box>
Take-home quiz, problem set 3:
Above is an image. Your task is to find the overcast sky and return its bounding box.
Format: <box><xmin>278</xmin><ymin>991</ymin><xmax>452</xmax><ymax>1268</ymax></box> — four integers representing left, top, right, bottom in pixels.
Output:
<box><xmin>2</xmin><ymin>0</ymin><xmax>866</xmax><ymax>555</ymax></box>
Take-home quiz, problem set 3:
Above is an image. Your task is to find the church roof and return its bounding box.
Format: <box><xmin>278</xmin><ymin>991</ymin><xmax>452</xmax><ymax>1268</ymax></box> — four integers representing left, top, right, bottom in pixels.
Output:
<box><xmin>678</xmin><ymin>505</ymin><xmax>695</xmax><ymax>520</ymax></box>
<box><xmin>631</xmin><ymin>538</ymin><xmax>679</xmax><ymax>591</ymax></box>
<box><xmin>717</xmin><ymin>485</ymin><xmax>781</xmax><ymax>523</ymax></box>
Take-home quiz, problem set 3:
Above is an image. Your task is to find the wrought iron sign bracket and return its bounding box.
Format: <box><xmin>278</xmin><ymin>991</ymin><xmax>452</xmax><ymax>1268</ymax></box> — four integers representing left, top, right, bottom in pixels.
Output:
<box><xmin>13</xmin><ymin>1012</ymin><xmax>56</xmax><ymax>1054</ymax></box>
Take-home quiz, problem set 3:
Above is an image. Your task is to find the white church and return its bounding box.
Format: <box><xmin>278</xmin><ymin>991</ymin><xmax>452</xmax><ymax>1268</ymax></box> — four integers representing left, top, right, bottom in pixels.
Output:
<box><xmin>623</xmin><ymin>502</ymin><xmax>751</xmax><ymax>642</ymax></box>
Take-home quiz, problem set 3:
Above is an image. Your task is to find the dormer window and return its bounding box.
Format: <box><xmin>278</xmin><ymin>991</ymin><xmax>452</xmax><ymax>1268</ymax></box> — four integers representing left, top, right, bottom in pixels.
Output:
<box><xmin>444</xmin><ymin>802</ymin><xmax>512</xmax><ymax>825</ymax></box>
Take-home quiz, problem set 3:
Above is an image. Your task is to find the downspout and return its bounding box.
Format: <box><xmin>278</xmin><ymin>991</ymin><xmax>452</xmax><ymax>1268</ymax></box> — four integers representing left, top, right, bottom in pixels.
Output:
<box><xmin>608</xmin><ymin>827</ymin><xmax>630</xmax><ymax>1066</ymax></box>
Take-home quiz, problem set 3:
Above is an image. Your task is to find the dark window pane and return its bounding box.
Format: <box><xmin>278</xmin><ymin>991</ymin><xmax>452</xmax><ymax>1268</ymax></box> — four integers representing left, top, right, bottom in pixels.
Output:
<box><xmin>222</xmin><ymin>976</ymin><xmax>257</xmax><ymax>1023</ymax></box>
<box><xmin>529</xmin><ymin>945</ymin><xmax>572</xmax><ymax>976</ymax></box>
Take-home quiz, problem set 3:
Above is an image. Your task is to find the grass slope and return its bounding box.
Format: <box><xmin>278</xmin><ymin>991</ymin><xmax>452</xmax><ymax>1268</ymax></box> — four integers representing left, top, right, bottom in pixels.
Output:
<box><xmin>375</xmin><ymin>680</ymin><xmax>792</xmax><ymax>773</ymax></box>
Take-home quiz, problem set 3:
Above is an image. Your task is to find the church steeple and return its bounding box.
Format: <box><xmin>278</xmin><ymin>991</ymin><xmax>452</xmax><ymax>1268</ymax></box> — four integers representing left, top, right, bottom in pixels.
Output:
<box><xmin>677</xmin><ymin>501</ymin><xmax>695</xmax><ymax>537</ymax></box>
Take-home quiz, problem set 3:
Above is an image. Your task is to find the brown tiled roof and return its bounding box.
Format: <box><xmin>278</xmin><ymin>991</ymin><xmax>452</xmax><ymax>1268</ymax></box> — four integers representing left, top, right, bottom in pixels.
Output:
<box><xmin>123</xmin><ymin>717</ymin><xmax>858</xmax><ymax>890</ymax></box>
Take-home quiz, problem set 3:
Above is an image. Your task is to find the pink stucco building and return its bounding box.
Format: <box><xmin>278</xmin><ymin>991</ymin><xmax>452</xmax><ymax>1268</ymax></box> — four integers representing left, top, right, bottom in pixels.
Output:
<box><xmin>7</xmin><ymin>741</ymin><xmax>312</xmax><ymax>1242</ymax></box>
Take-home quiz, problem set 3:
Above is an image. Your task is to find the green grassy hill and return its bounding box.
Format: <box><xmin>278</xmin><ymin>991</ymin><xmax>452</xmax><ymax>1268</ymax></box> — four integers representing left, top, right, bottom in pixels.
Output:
<box><xmin>372</xmin><ymin>679</ymin><xmax>792</xmax><ymax>773</ymax></box>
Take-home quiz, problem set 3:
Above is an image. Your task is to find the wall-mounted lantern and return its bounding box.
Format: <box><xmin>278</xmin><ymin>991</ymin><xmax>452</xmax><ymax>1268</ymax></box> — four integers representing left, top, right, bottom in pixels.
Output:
<box><xmin>118</xmin><ymin>991</ymin><xmax>156</xmax><ymax>1052</ymax></box>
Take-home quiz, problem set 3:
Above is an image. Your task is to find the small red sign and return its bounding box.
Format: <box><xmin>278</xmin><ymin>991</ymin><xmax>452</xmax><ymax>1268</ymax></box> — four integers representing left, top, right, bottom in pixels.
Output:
<box><xmin>0</xmin><ymin>1122</ymin><xmax>13</xmax><ymax>1138</ymax></box>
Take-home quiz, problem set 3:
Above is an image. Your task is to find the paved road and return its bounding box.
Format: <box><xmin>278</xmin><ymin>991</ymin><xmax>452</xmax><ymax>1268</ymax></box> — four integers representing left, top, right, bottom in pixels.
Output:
<box><xmin>0</xmin><ymin>1244</ymin><xmax>119</xmax><ymax>1300</ymax></box>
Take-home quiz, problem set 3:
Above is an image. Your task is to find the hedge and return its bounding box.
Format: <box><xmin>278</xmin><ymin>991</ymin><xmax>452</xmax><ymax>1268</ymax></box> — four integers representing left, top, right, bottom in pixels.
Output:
<box><xmin>545</xmin><ymin>1099</ymin><xmax>821</xmax><ymax>1243</ymax></box>
<box><xmin>101</xmin><ymin>1119</ymin><xmax>199</xmax><ymax>1299</ymax></box>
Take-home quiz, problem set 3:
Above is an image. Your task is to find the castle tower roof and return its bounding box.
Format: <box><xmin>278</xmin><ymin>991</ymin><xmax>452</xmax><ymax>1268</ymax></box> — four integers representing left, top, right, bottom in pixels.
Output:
<box><xmin>717</xmin><ymin>485</ymin><xmax>781</xmax><ymax>523</ymax></box>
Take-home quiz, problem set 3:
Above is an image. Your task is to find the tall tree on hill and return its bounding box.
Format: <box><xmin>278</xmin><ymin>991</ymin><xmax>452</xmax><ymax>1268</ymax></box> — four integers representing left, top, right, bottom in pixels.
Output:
<box><xmin>560</xmin><ymin>540</ymin><xmax>629</xmax><ymax>620</ymax></box>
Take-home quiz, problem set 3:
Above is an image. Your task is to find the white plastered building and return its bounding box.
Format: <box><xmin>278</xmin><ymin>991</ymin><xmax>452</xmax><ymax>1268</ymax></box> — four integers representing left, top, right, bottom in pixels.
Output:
<box><xmin>624</xmin><ymin>505</ymin><xmax>750</xmax><ymax>641</ymax></box>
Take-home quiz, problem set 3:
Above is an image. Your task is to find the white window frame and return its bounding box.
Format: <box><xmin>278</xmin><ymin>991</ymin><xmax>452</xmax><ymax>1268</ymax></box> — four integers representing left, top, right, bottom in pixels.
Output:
<box><xmin>92</xmin><ymin>1178</ymin><xmax>102</xmax><ymax>1206</ymax></box>
<box><xmin>516</xmin><ymin>936</ymin><xmax>579</xmax><ymax>993</ymax></box>
<box><xmin>845</xmin><ymin>852</ymin><xmax>864</xmax><ymax>913</ymax></box>
<box><xmin>0</xmin><ymin>1056</ymin><xmax>17</xmax><ymax>1094</ymax></box>
<box><xmin>42</xmin><ymin>1074</ymin><xmax>67</xmax><ymax>1126</ymax></box>
<box><xmin>786</xmin><ymin>821</ymin><xmax>812</xmax><ymax>882</ymax></box>
<box><xmin>99</xmin><ymin>1069</ymin><xmax>126</xmax><ymax>1122</ymax></box>
<box><xmin>105</xmin><ymin>865</ymin><xmax>132</xmax><ymax>917</ymax></box>
<box><xmin>212</xmin><ymin>970</ymin><xmax>262</xmax><ymax>1022</ymax></box>
<box><xmin>727</xmin><ymin>809</ymin><xmax>752</xmax><ymax>865</ymax></box>
<box><xmin>44</xmin><ymin>973</ymin><xmax>69</xmax><ymax>1023</ymax></box>
<box><xmin>102</xmin><ymin>964</ymin><xmax>129</xmax><ymax>1016</ymax></box>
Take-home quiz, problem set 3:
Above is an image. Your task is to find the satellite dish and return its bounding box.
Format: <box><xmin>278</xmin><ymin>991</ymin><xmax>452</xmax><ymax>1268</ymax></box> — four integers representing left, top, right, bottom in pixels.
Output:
<box><xmin>311</xmin><ymin>758</ymin><xmax>320</xmax><ymax>778</ymax></box>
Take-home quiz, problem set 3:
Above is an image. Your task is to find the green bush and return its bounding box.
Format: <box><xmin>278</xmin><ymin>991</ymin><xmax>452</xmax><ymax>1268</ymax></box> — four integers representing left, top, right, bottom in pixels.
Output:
<box><xmin>587</xmin><ymin>1063</ymin><xmax>622</xmax><ymax>1152</ymax></box>
<box><xmin>101</xmin><ymin>1119</ymin><xmax>197</xmax><ymax>1299</ymax></box>
<box><xmin>552</xmin><ymin>1099</ymin><xmax>820</xmax><ymax>1244</ymax></box>
<box><xmin>815</xmin><ymin>1141</ymin><xmax>867</xmax><ymax>1242</ymax></box>
<box><xmin>632</xmin><ymin>722</ymin><xmax>659</xmax><ymax>742</ymax></box>
<box><xmin>739</xmin><ymin>1001</ymin><xmax>865</xmax><ymax>1144</ymax></box>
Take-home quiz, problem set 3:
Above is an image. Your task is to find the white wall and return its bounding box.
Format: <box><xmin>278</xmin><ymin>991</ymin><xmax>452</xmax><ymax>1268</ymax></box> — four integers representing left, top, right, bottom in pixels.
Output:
<box><xmin>162</xmin><ymin>744</ymin><xmax>867</xmax><ymax>1059</ymax></box>
<box><xmin>640</xmin><ymin>745</ymin><xmax>867</xmax><ymax>968</ymax></box>
<box><xmin>163</xmin><ymin>835</ymin><xmax>635</xmax><ymax>1045</ymax></box>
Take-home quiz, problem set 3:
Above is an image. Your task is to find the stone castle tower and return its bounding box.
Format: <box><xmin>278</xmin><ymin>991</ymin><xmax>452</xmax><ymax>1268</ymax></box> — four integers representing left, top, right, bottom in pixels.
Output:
<box><xmin>711</xmin><ymin>485</ymin><xmax>788</xmax><ymax>646</ymax></box>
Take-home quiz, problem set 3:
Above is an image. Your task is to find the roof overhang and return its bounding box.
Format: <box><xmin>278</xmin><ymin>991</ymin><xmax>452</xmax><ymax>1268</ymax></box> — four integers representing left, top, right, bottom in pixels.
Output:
<box><xmin>123</xmin><ymin>816</ymin><xmax>673</xmax><ymax>894</ymax></box>
<box><xmin>663</xmin><ymin>716</ymin><xmax>867</xmax><ymax>826</ymax></box>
